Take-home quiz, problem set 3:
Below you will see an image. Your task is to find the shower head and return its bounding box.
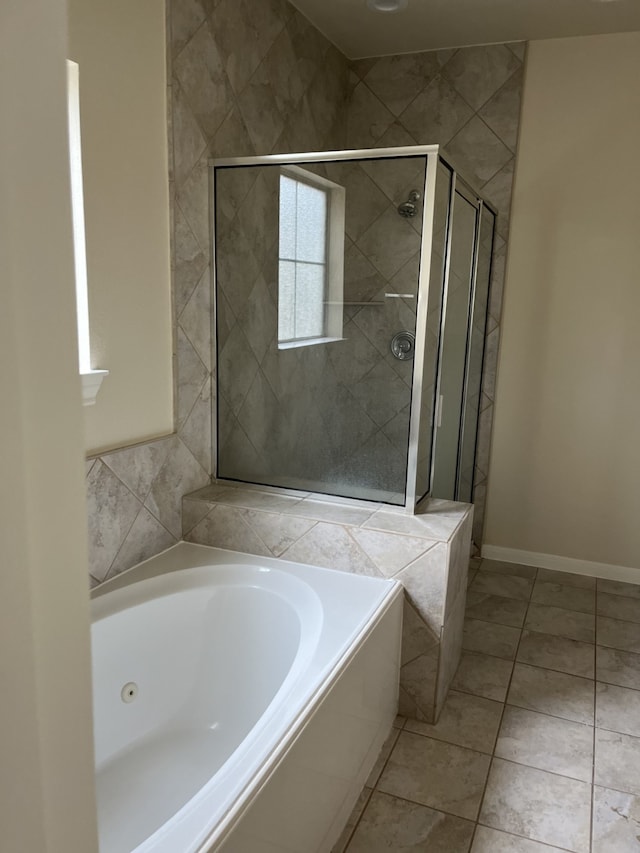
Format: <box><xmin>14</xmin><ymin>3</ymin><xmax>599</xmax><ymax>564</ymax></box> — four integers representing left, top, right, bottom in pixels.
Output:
<box><xmin>397</xmin><ymin>189</ymin><xmax>421</xmax><ymax>218</ymax></box>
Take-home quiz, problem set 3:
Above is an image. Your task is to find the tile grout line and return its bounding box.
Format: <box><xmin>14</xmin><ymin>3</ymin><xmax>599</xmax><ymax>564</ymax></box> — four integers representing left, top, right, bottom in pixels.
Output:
<box><xmin>469</xmin><ymin>560</ymin><xmax>539</xmax><ymax>851</ymax></box>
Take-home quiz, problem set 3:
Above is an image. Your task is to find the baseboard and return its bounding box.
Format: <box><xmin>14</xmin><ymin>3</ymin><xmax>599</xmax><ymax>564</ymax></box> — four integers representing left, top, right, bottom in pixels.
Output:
<box><xmin>481</xmin><ymin>544</ymin><xmax>640</xmax><ymax>585</ymax></box>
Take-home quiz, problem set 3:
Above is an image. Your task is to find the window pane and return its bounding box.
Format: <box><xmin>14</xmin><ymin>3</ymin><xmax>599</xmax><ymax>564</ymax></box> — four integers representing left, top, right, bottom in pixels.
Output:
<box><xmin>294</xmin><ymin>262</ymin><xmax>325</xmax><ymax>339</ymax></box>
<box><xmin>278</xmin><ymin>260</ymin><xmax>296</xmax><ymax>340</ymax></box>
<box><xmin>295</xmin><ymin>182</ymin><xmax>327</xmax><ymax>263</ymax></box>
<box><xmin>279</xmin><ymin>176</ymin><xmax>297</xmax><ymax>259</ymax></box>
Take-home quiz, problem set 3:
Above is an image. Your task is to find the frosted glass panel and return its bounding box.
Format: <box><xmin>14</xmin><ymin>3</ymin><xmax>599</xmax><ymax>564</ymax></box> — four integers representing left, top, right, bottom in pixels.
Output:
<box><xmin>295</xmin><ymin>263</ymin><xmax>325</xmax><ymax>339</ymax></box>
<box><xmin>279</xmin><ymin>176</ymin><xmax>296</xmax><ymax>259</ymax></box>
<box><xmin>278</xmin><ymin>260</ymin><xmax>296</xmax><ymax>340</ymax></box>
<box><xmin>295</xmin><ymin>182</ymin><xmax>327</xmax><ymax>263</ymax></box>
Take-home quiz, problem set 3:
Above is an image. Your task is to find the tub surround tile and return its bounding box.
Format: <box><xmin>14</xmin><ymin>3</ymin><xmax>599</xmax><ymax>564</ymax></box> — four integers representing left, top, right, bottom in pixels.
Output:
<box><xmin>596</xmin><ymin>682</ymin><xmax>640</xmax><ymax>738</ymax></box>
<box><xmin>400</xmin><ymin>647</ymin><xmax>439</xmax><ymax>720</ymax></box>
<box><xmin>86</xmin><ymin>460</ymin><xmax>143</xmax><ymax>583</ymax></box>
<box><xmin>516</xmin><ymin>631</ymin><xmax>595</xmax><ymax>679</ymax></box>
<box><xmin>185</xmin><ymin>504</ymin><xmax>271</xmax><ymax>557</ymax></box>
<box><xmin>592</xmin><ymin>786</ymin><xmax>640</xmax><ymax>853</ymax></box>
<box><xmin>480</xmin><ymin>758</ymin><xmax>591</xmax><ymax>852</ymax></box>
<box><xmin>595</xmin><ymin>729</ymin><xmax>640</xmax><ymax>796</ymax></box>
<box><xmin>495</xmin><ymin>706</ymin><xmax>593</xmax><ymax>782</ymax></box>
<box><xmin>279</xmin><ymin>522</ymin><xmax>382</xmax><ymax>577</ymax></box>
<box><xmin>144</xmin><ymin>437</ymin><xmax>209</xmax><ymax>540</ymax></box>
<box><xmin>108</xmin><ymin>508</ymin><xmax>177</xmax><ymax>580</ymax></box>
<box><xmin>350</xmin><ymin>528</ymin><xmax>435</xmax><ymax>577</ymax></box>
<box><xmin>531</xmin><ymin>581</ymin><xmax>595</xmax><ymax>615</ymax></box>
<box><xmin>378</xmin><ymin>731</ymin><xmax>491</xmax><ymax>820</ymax></box>
<box><xmin>241</xmin><ymin>510</ymin><xmax>316</xmax><ymax>558</ymax></box>
<box><xmin>182</xmin><ymin>497</ymin><xmax>214</xmax><ymax>537</ymax></box>
<box><xmin>405</xmin><ymin>689</ymin><xmax>502</xmax><ymax>754</ymax></box>
<box><xmin>401</xmin><ymin>598</ymin><xmax>439</xmax><ymax>666</ymax></box>
<box><xmin>507</xmin><ymin>663</ymin><xmax>594</xmax><ymax>725</ymax></box>
<box><xmin>101</xmin><ymin>437</ymin><xmax>172</xmax><ymax>503</ymax></box>
<box><xmin>437</xmin><ymin>589</ymin><xmax>468</xmax><ymax>714</ymax></box>
<box><xmin>524</xmin><ymin>603</ymin><xmax>595</xmax><ymax>644</ymax></box>
<box><xmin>396</xmin><ymin>545</ymin><xmax>448</xmax><ymax>631</ymax></box>
<box><xmin>463</xmin><ymin>618</ymin><xmax>520</xmax><ymax>660</ymax></box>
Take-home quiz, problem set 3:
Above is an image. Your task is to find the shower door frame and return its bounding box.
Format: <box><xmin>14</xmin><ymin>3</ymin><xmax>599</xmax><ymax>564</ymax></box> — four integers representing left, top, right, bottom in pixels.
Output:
<box><xmin>210</xmin><ymin>145</ymin><xmax>441</xmax><ymax>513</ymax></box>
<box><xmin>429</xmin><ymin>168</ymin><xmax>497</xmax><ymax>504</ymax></box>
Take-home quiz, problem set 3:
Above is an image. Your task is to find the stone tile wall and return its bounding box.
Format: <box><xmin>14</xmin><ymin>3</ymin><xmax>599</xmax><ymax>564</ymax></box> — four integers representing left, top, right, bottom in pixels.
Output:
<box><xmin>346</xmin><ymin>43</ymin><xmax>525</xmax><ymax>546</ymax></box>
<box><xmin>183</xmin><ymin>483</ymin><xmax>473</xmax><ymax>722</ymax></box>
<box><xmin>85</xmin><ymin>0</ymin><xmax>523</xmax><ymax>584</ymax></box>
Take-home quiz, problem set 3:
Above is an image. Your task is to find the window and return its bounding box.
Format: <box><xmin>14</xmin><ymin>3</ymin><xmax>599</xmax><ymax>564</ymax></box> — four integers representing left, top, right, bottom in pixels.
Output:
<box><xmin>277</xmin><ymin>166</ymin><xmax>344</xmax><ymax>348</ymax></box>
<box><xmin>67</xmin><ymin>60</ymin><xmax>107</xmax><ymax>404</ymax></box>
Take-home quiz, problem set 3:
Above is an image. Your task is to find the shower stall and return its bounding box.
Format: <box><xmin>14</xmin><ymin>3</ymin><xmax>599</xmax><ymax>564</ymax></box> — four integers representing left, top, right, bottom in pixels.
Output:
<box><xmin>211</xmin><ymin>146</ymin><xmax>495</xmax><ymax>512</ymax></box>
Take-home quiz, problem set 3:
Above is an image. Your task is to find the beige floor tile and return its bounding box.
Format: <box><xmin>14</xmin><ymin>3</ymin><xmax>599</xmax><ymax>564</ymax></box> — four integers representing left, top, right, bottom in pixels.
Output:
<box><xmin>332</xmin><ymin>787</ymin><xmax>371</xmax><ymax>853</ymax></box>
<box><xmin>507</xmin><ymin>663</ymin><xmax>594</xmax><ymax>724</ymax></box>
<box><xmin>531</xmin><ymin>581</ymin><xmax>595</xmax><ymax>614</ymax></box>
<box><xmin>377</xmin><ymin>731</ymin><xmax>491</xmax><ymax>820</ymax></box>
<box><xmin>470</xmin><ymin>571</ymin><xmax>534</xmax><ymax>602</ymax></box>
<box><xmin>405</xmin><ymin>689</ymin><xmax>503</xmax><ymax>754</ymax></box>
<box><xmin>480</xmin><ymin>758</ymin><xmax>591</xmax><ymax>852</ymax></box>
<box><xmin>537</xmin><ymin>568</ymin><xmax>596</xmax><ymax>590</ymax></box>
<box><xmin>495</xmin><ymin>706</ymin><xmax>593</xmax><ymax>781</ymax></box>
<box><xmin>598</xmin><ymin>615</ymin><xmax>640</xmax><ymax>654</ymax></box>
<box><xmin>465</xmin><ymin>593</ymin><xmax>528</xmax><ymax>628</ymax></box>
<box><xmin>596</xmin><ymin>682</ymin><xmax>640</xmax><ymax>737</ymax></box>
<box><xmin>479</xmin><ymin>559</ymin><xmax>538</xmax><ymax>579</ymax></box>
<box><xmin>595</xmin><ymin>729</ymin><xmax>640</xmax><ymax>795</ymax></box>
<box><xmin>346</xmin><ymin>790</ymin><xmax>475</xmax><ymax>853</ymax></box>
<box><xmin>598</xmin><ymin>578</ymin><xmax>640</xmax><ymax>600</ymax></box>
<box><xmin>463</xmin><ymin>618</ymin><xmax>521</xmax><ymax>660</ymax></box>
<box><xmin>517</xmin><ymin>631</ymin><xmax>595</xmax><ymax>678</ymax></box>
<box><xmin>597</xmin><ymin>646</ymin><xmax>640</xmax><ymax>690</ymax></box>
<box><xmin>451</xmin><ymin>651</ymin><xmax>515</xmax><ymax>701</ymax></box>
<box><xmin>525</xmin><ymin>603</ymin><xmax>595</xmax><ymax>643</ymax></box>
<box><xmin>592</xmin><ymin>785</ymin><xmax>640</xmax><ymax>853</ymax></box>
<box><xmin>365</xmin><ymin>727</ymin><xmax>400</xmax><ymax>787</ymax></box>
<box><xmin>598</xmin><ymin>591</ymin><xmax>640</xmax><ymax>624</ymax></box>
<box><xmin>472</xmin><ymin>825</ymin><xmax>566</xmax><ymax>851</ymax></box>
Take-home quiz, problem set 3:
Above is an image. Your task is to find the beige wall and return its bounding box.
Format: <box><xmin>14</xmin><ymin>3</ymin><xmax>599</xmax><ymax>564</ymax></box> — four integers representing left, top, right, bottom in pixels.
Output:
<box><xmin>485</xmin><ymin>32</ymin><xmax>640</xmax><ymax>568</ymax></box>
<box><xmin>69</xmin><ymin>0</ymin><xmax>173</xmax><ymax>454</ymax></box>
<box><xmin>0</xmin><ymin>0</ymin><xmax>98</xmax><ymax>848</ymax></box>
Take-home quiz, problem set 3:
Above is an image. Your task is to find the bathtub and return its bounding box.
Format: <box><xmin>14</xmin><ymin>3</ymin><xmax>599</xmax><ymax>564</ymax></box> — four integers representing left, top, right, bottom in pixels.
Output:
<box><xmin>91</xmin><ymin>543</ymin><xmax>403</xmax><ymax>853</ymax></box>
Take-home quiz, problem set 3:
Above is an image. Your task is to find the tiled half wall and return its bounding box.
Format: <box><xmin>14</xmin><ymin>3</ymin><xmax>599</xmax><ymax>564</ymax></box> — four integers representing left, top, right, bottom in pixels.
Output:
<box><xmin>85</xmin><ymin>0</ymin><xmax>523</xmax><ymax>584</ymax></box>
<box><xmin>183</xmin><ymin>483</ymin><xmax>473</xmax><ymax>722</ymax></box>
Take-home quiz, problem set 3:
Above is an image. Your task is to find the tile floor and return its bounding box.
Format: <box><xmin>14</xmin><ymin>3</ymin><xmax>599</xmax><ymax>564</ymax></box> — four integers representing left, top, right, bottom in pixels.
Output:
<box><xmin>334</xmin><ymin>559</ymin><xmax>640</xmax><ymax>852</ymax></box>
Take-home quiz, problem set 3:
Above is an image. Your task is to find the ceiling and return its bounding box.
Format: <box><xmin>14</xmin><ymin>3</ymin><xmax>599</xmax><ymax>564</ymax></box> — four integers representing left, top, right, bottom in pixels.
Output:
<box><xmin>289</xmin><ymin>0</ymin><xmax>640</xmax><ymax>59</ymax></box>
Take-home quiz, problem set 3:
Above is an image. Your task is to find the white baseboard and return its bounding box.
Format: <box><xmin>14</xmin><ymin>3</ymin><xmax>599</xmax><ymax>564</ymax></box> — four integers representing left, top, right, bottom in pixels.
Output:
<box><xmin>481</xmin><ymin>544</ymin><xmax>640</xmax><ymax>585</ymax></box>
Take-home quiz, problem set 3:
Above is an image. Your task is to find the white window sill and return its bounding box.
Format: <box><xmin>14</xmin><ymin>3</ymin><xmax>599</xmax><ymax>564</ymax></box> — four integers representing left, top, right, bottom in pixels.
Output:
<box><xmin>81</xmin><ymin>369</ymin><xmax>108</xmax><ymax>406</ymax></box>
<box><xmin>278</xmin><ymin>336</ymin><xmax>344</xmax><ymax>351</ymax></box>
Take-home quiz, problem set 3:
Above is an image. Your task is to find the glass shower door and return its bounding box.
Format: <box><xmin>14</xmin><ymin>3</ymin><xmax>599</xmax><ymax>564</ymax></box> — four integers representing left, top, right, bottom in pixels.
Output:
<box><xmin>214</xmin><ymin>152</ymin><xmax>432</xmax><ymax>506</ymax></box>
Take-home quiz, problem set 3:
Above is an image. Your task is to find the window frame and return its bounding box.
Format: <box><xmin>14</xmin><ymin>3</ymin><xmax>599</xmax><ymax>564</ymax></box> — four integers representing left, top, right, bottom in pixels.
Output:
<box><xmin>277</xmin><ymin>165</ymin><xmax>345</xmax><ymax>349</ymax></box>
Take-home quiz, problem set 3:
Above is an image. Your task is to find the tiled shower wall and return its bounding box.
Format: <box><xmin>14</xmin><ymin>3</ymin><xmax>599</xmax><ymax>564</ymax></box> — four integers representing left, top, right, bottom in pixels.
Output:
<box><xmin>85</xmin><ymin>0</ymin><xmax>523</xmax><ymax>584</ymax></box>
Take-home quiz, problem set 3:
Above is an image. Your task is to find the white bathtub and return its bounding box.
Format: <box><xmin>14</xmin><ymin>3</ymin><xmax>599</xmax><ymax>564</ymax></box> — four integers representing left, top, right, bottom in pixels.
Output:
<box><xmin>91</xmin><ymin>543</ymin><xmax>403</xmax><ymax>853</ymax></box>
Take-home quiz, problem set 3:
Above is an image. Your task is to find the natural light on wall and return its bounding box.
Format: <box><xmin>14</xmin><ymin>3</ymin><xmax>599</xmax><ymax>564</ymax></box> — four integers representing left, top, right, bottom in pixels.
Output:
<box><xmin>278</xmin><ymin>166</ymin><xmax>345</xmax><ymax>349</ymax></box>
<box><xmin>67</xmin><ymin>60</ymin><xmax>108</xmax><ymax>405</ymax></box>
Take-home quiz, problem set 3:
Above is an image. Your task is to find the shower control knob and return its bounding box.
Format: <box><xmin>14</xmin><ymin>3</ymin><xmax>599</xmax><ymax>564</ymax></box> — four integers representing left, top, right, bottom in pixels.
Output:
<box><xmin>391</xmin><ymin>331</ymin><xmax>415</xmax><ymax>361</ymax></box>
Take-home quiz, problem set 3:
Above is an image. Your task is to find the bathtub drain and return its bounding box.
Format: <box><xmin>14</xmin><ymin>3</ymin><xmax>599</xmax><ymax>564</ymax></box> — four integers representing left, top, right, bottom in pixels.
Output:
<box><xmin>121</xmin><ymin>682</ymin><xmax>138</xmax><ymax>703</ymax></box>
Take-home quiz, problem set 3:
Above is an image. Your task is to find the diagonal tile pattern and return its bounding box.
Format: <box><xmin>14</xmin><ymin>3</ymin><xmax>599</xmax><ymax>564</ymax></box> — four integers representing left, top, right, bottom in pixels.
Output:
<box><xmin>336</xmin><ymin>560</ymin><xmax>640</xmax><ymax>853</ymax></box>
<box><xmin>87</xmin><ymin>0</ymin><xmax>525</xmax><ymax>584</ymax></box>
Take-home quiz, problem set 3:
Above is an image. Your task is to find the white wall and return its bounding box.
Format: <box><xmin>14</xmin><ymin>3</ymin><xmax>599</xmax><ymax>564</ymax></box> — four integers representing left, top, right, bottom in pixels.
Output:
<box><xmin>0</xmin><ymin>1</ymin><xmax>98</xmax><ymax>849</ymax></box>
<box><xmin>69</xmin><ymin>0</ymin><xmax>173</xmax><ymax>454</ymax></box>
<box><xmin>485</xmin><ymin>32</ymin><xmax>640</xmax><ymax>570</ymax></box>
